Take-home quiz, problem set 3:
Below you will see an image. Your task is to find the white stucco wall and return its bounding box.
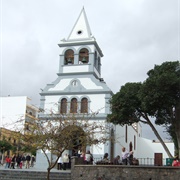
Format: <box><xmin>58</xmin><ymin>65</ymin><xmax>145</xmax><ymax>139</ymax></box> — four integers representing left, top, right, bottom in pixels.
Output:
<box><xmin>113</xmin><ymin>124</ymin><xmax>174</xmax><ymax>164</ymax></box>
<box><xmin>114</xmin><ymin>125</ymin><xmax>139</xmax><ymax>158</ymax></box>
<box><xmin>49</xmin><ymin>78</ymin><xmax>103</xmax><ymax>91</ymax></box>
<box><xmin>49</xmin><ymin>79</ymin><xmax>72</xmax><ymax>91</ymax></box>
<box><xmin>35</xmin><ymin>149</ymin><xmax>50</xmax><ymax>169</ymax></box>
<box><xmin>88</xmin><ymin>94</ymin><xmax>106</xmax><ymax>113</ymax></box>
<box><xmin>80</xmin><ymin>78</ymin><xmax>103</xmax><ymax>89</ymax></box>
<box><xmin>0</xmin><ymin>96</ymin><xmax>27</xmax><ymax>130</ymax></box>
<box><xmin>92</xmin><ymin>143</ymin><xmax>105</xmax><ymax>158</ymax></box>
<box><xmin>63</xmin><ymin>65</ymin><xmax>89</xmax><ymax>73</ymax></box>
<box><xmin>137</xmin><ymin>137</ymin><xmax>174</xmax><ymax>159</ymax></box>
<box><xmin>89</xmin><ymin>120</ymin><xmax>109</xmax><ymax>157</ymax></box>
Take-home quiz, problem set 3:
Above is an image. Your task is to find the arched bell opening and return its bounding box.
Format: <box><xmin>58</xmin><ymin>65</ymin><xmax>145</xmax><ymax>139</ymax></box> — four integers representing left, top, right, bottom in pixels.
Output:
<box><xmin>79</xmin><ymin>48</ymin><xmax>89</xmax><ymax>64</ymax></box>
<box><xmin>64</xmin><ymin>49</ymin><xmax>74</xmax><ymax>65</ymax></box>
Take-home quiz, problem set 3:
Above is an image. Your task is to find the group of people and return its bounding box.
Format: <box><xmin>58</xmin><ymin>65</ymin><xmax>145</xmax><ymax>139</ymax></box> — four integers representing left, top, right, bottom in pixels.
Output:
<box><xmin>4</xmin><ymin>154</ymin><xmax>35</xmax><ymax>169</ymax></box>
<box><xmin>57</xmin><ymin>153</ymin><xmax>71</xmax><ymax>170</ymax></box>
<box><xmin>57</xmin><ymin>150</ymin><xmax>94</xmax><ymax>170</ymax></box>
<box><xmin>80</xmin><ymin>150</ymin><xmax>93</xmax><ymax>164</ymax></box>
<box><xmin>76</xmin><ymin>148</ymin><xmax>94</xmax><ymax>164</ymax></box>
<box><xmin>103</xmin><ymin>147</ymin><xmax>180</xmax><ymax>166</ymax></box>
<box><xmin>121</xmin><ymin>147</ymin><xmax>133</xmax><ymax>165</ymax></box>
<box><xmin>100</xmin><ymin>147</ymin><xmax>134</xmax><ymax>165</ymax></box>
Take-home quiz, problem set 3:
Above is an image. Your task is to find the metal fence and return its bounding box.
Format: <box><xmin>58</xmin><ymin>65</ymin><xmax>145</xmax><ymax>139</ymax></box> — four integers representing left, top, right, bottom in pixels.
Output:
<box><xmin>139</xmin><ymin>158</ymin><xmax>175</xmax><ymax>166</ymax></box>
<box><xmin>93</xmin><ymin>157</ymin><xmax>170</xmax><ymax>166</ymax></box>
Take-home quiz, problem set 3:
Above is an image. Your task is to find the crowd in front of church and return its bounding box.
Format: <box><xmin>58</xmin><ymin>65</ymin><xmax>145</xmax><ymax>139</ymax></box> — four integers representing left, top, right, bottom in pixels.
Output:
<box><xmin>95</xmin><ymin>147</ymin><xmax>135</xmax><ymax>165</ymax></box>
<box><xmin>56</xmin><ymin>146</ymin><xmax>136</xmax><ymax>169</ymax></box>
<box><xmin>4</xmin><ymin>154</ymin><xmax>35</xmax><ymax>169</ymax></box>
<box><xmin>66</xmin><ymin>146</ymin><xmax>178</xmax><ymax>167</ymax></box>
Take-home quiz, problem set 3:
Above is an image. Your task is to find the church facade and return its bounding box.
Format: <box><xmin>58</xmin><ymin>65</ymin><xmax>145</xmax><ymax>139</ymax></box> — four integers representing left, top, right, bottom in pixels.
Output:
<box><xmin>38</xmin><ymin>8</ymin><xmax>173</xmax><ymax>163</ymax></box>
<box><xmin>39</xmin><ymin>8</ymin><xmax>118</xmax><ymax>158</ymax></box>
<box><xmin>0</xmin><ymin>9</ymin><xmax>174</xmax><ymax>170</ymax></box>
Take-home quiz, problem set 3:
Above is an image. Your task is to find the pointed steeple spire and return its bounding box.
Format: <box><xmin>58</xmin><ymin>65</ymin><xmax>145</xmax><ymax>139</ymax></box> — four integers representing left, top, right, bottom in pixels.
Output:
<box><xmin>67</xmin><ymin>8</ymin><xmax>92</xmax><ymax>41</ymax></box>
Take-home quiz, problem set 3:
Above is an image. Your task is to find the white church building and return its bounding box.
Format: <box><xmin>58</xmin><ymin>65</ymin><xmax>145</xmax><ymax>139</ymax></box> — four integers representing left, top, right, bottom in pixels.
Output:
<box><xmin>38</xmin><ymin>8</ymin><xmax>113</xmax><ymax>159</ymax></box>
<box><xmin>37</xmin><ymin>8</ymin><xmax>174</xmax><ymax>166</ymax></box>
<box><xmin>0</xmin><ymin>8</ymin><xmax>174</xmax><ymax>167</ymax></box>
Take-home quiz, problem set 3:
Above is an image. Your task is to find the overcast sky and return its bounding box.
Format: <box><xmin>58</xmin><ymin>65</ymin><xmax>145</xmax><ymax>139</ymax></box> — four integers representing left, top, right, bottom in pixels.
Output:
<box><xmin>0</xmin><ymin>0</ymin><xmax>179</xmax><ymax>140</ymax></box>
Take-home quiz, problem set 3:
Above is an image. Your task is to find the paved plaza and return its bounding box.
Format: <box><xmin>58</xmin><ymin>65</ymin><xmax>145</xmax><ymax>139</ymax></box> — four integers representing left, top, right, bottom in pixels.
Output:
<box><xmin>0</xmin><ymin>163</ymin><xmax>71</xmax><ymax>173</ymax></box>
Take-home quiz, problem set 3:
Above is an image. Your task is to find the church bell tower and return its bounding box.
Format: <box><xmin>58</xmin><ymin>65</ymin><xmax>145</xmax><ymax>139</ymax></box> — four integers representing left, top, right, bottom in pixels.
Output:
<box><xmin>39</xmin><ymin>8</ymin><xmax>113</xmax><ymax>157</ymax></box>
<box><xmin>58</xmin><ymin>8</ymin><xmax>103</xmax><ymax>79</ymax></box>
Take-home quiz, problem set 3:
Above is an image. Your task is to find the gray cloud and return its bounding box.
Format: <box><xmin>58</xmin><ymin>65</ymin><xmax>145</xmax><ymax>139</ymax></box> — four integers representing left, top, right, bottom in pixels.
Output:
<box><xmin>1</xmin><ymin>0</ymin><xmax>179</xmax><ymax>139</ymax></box>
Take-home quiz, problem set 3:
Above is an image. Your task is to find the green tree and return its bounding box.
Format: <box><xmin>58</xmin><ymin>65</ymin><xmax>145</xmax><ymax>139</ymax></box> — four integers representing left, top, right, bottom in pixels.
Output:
<box><xmin>0</xmin><ymin>139</ymin><xmax>12</xmax><ymax>153</ymax></box>
<box><xmin>21</xmin><ymin>144</ymin><xmax>37</xmax><ymax>156</ymax></box>
<box><xmin>108</xmin><ymin>61</ymin><xmax>180</xmax><ymax>157</ymax></box>
<box><xmin>140</xmin><ymin>61</ymin><xmax>180</xmax><ymax>156</ymax></box>
<box><xmin>107</xmin><ymin>82</ymin><xmax>173</xmax><ymax>157</ymax></box>
<box><xmin>0</xmin><ymin>139</ymin><xmax>13</xmax><ymax>164</ymax></box>
<box><xmin>167</xmin><ymin>124</ymin><xmax>178</xmax><ymax>155</ymax></box>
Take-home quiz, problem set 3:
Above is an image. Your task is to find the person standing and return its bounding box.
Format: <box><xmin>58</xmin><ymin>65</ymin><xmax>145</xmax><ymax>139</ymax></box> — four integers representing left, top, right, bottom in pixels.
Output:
<box><xmin>16</xmin><ymin>155</ymin><xmax>22</xmax><ymax>168</ymax></box>
<box><xmin>78</xmin><ymin>148</ymin><xmax>82</xmax><ymax>157</ymax></box>
<box><xmin>172</xmin><ymin>156</ymin><xmax>180</xmax><ymax>167</ymax></box>
<box><xmin>21</xmin><ymin>155</ymin><xmax>26</xmax><ymax>167</ymax></box>
<box><xmin>128</xmin><ymin>151</ymin><xmax>134</xmax><ymax>165</ymax></box>
<box><xmin>11</xmin><ymin>154</ymin><xmax>16</xmax><ymax>169</ymax></box>
<box><xmin>25</xmin><ymin>154</ymin><xmax>31</xmax><ymax>169</ymax></box>
<box><xmin>31</xmin><ymin>155</ymin><xmax>35</xmax><ymax>167</ymax></box>
<box><xmin>68</xmin><ymin>154</ymin><xmax>71</xmax><ymax>169</ymax></box>
<box><xmin>85</xmin><ymin>150</ymin><xmax>91</xmax><ymax>164</ymax></box>
<box><xmin>121</xmin><ymin>147</ymin><xmax>131</xmax><ymax>165</ymax></box>
<box><xmin>85</xmin><ymin>150</ymin><xmax>93</xmax><ymax>164</ymax></box>
<box><xmin>80</xmin><ymin>151</ymin><xmax>86</xmax><ymax>161</ymax></box>
<box><xmin>63</xmin><ymin>154</ymin><xmax>69</xmax><ymax>170</ymax></box>
<box><xmin>5</xmin><ymin>156</ymin><xmax>11</xmax><ymax>168</ymax></box>
<box><xmin>57</xmin><ymin>156</ymin><xmax>63</xmax><ymax>170</ymax></box>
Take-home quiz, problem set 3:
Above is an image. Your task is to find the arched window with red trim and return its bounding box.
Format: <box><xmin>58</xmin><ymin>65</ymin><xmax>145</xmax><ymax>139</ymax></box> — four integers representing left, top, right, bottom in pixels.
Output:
<box><xmin>60</xmin><ymin>98</ymin><xmax>67</xmax><ymax>114</ymax></box>
<box><xmin>81</xmin><ymin>98</ymin><xmax>88</xmax><ymax>113</ymax></box>
<box><xmin>70</xmin><ymin>98</ymin><xmax>77</xmax><ymax>113</ymax></box>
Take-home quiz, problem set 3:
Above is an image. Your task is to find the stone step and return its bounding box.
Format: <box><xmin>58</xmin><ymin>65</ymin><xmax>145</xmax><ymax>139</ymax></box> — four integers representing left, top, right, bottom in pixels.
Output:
<box><xmin>0</xmin><ymin>170</ymin><xmax>71</xmax><ymax>180</ymax></box>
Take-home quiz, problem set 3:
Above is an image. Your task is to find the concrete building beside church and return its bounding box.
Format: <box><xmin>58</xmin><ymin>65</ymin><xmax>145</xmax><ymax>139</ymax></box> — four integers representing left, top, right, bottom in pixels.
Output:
<box><xmin>0</xmin><ymin>96</ymin><xmax>39</xmax><ymax>131</ymax></box>
<box><xmin>0</xmin><ymin>96</ymin><xmax>39</xmax><ymax>159</ymax></box>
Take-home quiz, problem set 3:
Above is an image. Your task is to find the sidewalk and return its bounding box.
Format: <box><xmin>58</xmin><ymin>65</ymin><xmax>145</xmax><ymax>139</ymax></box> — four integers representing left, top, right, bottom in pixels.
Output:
<box><xmin>0</xmin><ymin>163</ymin><xmax>71</xmax><ymax>173</ymax></box>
